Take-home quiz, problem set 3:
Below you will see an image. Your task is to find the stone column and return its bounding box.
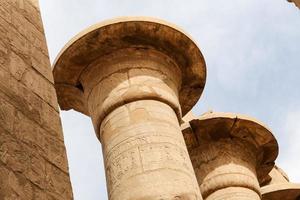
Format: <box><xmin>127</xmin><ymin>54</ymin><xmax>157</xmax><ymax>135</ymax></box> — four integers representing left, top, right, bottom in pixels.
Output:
<box><xmin>182</xmin><ymin>112</ymin><xmax>278</xmax><ymax>200</ymax></box>
<box><xmin>53</xmin><ymin>17</ymin><xmax>206</xmax><ymax>200</ymax></box>
<box><xmin>261</xmin><ymin>166</ymin><xmax>300</xmax><ymax>200</ymax></box>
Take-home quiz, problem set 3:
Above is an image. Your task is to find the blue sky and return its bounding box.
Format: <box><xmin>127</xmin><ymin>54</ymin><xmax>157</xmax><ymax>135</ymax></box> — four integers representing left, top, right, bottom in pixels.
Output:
<box><xmin>39</xmin><ymin>1</ymin><xmax>300</xmax><ymax>199</ymax></box>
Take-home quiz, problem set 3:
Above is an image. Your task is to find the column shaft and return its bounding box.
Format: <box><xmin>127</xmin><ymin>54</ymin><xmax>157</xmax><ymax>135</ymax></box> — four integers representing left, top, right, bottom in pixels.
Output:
<box><xmin>101</xmin><ymin>100</ymin><xmax>200</xmax><ymax>199</ymax></box>
<box><xmin>79</xmin><ymin>49</ymin><xmax>202</xmax><ymax>200</ymax></box>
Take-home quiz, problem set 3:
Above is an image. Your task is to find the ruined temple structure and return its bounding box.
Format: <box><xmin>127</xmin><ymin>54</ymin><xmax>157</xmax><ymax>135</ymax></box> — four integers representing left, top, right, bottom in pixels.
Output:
<box><xmin>0</xmin><ymin>0</ymin><xmax>300</xmax><ymax>200</ymax></box>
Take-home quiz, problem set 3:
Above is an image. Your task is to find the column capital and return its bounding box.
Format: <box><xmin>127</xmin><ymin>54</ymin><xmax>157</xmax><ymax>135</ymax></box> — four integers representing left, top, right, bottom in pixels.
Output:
<box><xmin>261</xmin><ymin>166</ymin><xmax>300</xmax><ymax>200</ymax></box>
<box><xmin>288</xmin><ymin>0</ymin><xmax>300</xmax><ymax>9</ymax></box>
<box><xmin>182</xmin><ymin>112</ymin><xmax>278</xmax><ymax>199</ymax></box>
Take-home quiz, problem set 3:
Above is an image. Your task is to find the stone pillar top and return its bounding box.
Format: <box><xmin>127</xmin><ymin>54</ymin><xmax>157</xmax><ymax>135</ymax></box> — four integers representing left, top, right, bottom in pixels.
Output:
<box><xmin>181</xmin><ymin>112</ymin><xmax>278</xmax><ymax>184</ymax></box>
<box><xmin>261</xmin><ymin>166</ymin><xmax>300</xmax><ymax>200</ymax></box>
<box><xmin>52</xmin><ymin>17</ymin><xmax>206</xmax><ymax>117</ymax></box>
<box><xmin>267</xmin><ymin>166</ymin><xmax>290</xmax><ymax>184</ymax></box>
<box><xmin>288</xmin><ymin>0</ymin><xmax>300</xmax><ymax>9</ymax></box>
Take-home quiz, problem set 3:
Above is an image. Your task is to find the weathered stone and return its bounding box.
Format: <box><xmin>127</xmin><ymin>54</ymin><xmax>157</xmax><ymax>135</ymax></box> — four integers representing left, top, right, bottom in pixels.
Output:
<box><xmin>20</xmin><ymin>67</ymin><xmax>57</xmax><ymax>109</ymax></box>
<box><xmin>45</xmin><ymin>162</ymin><xmax>73</xmax><ymax>199</ymax></box>
<box><xmin>53</xmin><ymin>17</ymin><xmax>206</xmax><ymax>118</ymax></box>
<box><xmin>0</xmin><ymin>97</ymin><xmax>15</xmax><ymax>133</ymax></box>
<box><xmin>182</xmin><ymin>112</ymin><xmax>278</xmax><ymax>200</ymax></box>
<box><xmin>2</xmin><ymin>0</ymin><xmax>295</xmax><ymax>199</ymax></box>
<box><xmin>24</xmin><ymin>152</ymin><xmax>46</xmax><ymax>189</ymax></box>
<box><xmin>0</xmin><ymin>166</ymin><xmax>34</xmax><ymax>200</ymax></box>
<box><xmin>0</xmin><ymin>39</ymin><xmax>9</xmax><ymax>67</ymax></box>
<box><xmin>30</xmin><ymin>44</ymin><xmax>54</xmax><ymax>83</ymax></box>
<box><xmin>0</xmin><ymin>67</ymin><xmax>63</xmax><ymax>139</ymax></box>
<box><xmin>43</xmin><ymin>132</ymin><xmax>70</xmax><ymax>173</ymax></box>
<box><xmin>102</xmin><ymin>100</ymin><xmax>199</xmax><ymax>199</ymax></box>
<box><xmin>261</xmin><ymin>166</ymin><xmax>300</xmax><ymax>200</ymax></box>
<box><xmin>288</xmin><ymin>0</ymin><xmax>300</xmax><ymax>9</ymax></box>
<box><xmin>22</xmin><ymin>0</ymin><xmax>44</xmax><ymax>33</ymax></box>
<box><xmin>11</xmin><ymin>7</ymin><xmax>48</xmax><ymax>55</ymax></box>
<box><xmin>0</xmin><ymin>2</ymin><xmax>54</xmax><ymax>83</ymax></box>
<box><xmin>53</xmin><ymin>17</ymin><xmax>206</xmax><ymax>200</ymax></box>
<box><xmin>0</xmin><ymin>1</ymin><xmax>73</xmax><ymax>199</ymax></box>
<box><xmin>9</xmin><ymin>23</ymin><xmax>30</xmax><ymax>58</ymax></box>
<box><xmin>8</xmin><ymin>50</ymin><xmax>28</xmax><ymax>80</ymax></box>
<box><xmin>12</xmin><ymin>110</ymin><xmax>68</xmax><ymax>172</ymax></box>
<box><xmin>0</xmin><ymin>1</ymin><xmax>12</xmax><ymax>23</ymax></box>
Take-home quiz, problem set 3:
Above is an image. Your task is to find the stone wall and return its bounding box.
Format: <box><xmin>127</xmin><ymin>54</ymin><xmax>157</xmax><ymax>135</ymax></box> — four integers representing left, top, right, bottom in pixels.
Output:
<box><xmin>0</xmin><ymin>0</ymin><xmax>73</xmax><ymax>199</ymax></box>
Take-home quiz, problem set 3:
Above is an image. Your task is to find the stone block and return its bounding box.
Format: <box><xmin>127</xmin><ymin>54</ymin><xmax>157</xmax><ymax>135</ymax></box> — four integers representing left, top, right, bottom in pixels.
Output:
<box><xmin>0</xmin><ymin>68</ymin><xmax>62</xmax><ymax>137</ymax></box>
<box><xmin>0</xmin><ymin>129</ymin><xmax>29</xmax><ymax>174</ymax></box>
<box><xmin>22</xmin><ymin>0</ymin><xmax>44</xmax><ymax>33</ymax></box>
<box><xmin>13</xmin><ymin>108</ymin><xmax>68</xmax><ymax>173</ymax></box>
<box><xmin>44</xmin><ymin>133</ymin><xmax>69</xmax><ymax>173</ymax></box>
<box><xmin>45</xmin><ymin>162</ymin><xmax>73</xmax><ymax>199</ymax></box>
<box><xmin>8</xmin><ymin>23</ymin><xmax>30</xmax><ymax>58</ymax></box>
<box><xmin>0</xmin><ymin>97</ymin><xmax>15</xmax><ymax>133</ymax></box>
<box><xmin>8</xmin><ymin>50</ymin><xmax>29</xmax><ymax>81</ymax></box>
<box><xmin>0</xmin><ymin>1</ymin><xmax>12</xmax><ymax>23</ymax></box>
<box><xmin>11</xmin><ymin>7</ymin><xmax>48</xmax><ymax>55</ymax></box>
<box><xmin>20</xmin><ymin>66</ymin><xmax>57</xmax><ymax>109</ymax></box>
<box><xmin>30</xmin><ymin>45</ymin><xmax>54</xmax><ymax>83</ymax></box>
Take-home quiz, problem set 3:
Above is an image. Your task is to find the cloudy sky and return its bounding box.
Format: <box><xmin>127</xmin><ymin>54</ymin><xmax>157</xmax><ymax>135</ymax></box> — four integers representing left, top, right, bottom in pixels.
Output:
<box><xmin>39</xmin><ymin>1</ymin><xmax>300</xmax><ymax>199</ymax></box>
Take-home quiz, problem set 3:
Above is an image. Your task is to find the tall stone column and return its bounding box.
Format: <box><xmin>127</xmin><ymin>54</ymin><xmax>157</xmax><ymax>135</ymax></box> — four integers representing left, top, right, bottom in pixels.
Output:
<box><xmin>261</xmin><ymin>166</ymin><xmax>300</xmax><ymax>200</ymax></box>
<box><xmin>53</xmin><ymin>17</ymin><xmax>206</xmax><ymax>200</ymax></box>
<box><xmin>182</xmin><ymin>112</ymin><xmax>278</xmax><ymax>200</ymax></box>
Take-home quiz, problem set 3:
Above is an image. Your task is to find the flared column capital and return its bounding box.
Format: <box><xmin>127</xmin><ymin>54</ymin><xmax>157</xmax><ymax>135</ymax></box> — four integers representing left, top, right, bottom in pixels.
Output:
<box><xmin>261</xmin><ymin>166</ymin><xmax>300</xmax><ymax>200</ymax></box>
<box><xmin>182</xmin><ymin>112</ymin><xmax>278</xmax><ymax>199</ymax></box>
<box><xmin>52</xmin><ymin>17</ymin><xmax>206</xmax><ymax>119</ymax></box>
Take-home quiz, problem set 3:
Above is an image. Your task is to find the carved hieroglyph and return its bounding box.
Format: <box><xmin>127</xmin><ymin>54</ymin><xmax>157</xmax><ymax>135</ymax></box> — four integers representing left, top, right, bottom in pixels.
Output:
<box><xmin>53</xmin><ymin>17</ymin><xmax>206</xmax><ymax>200</ymax></box>
<box><xmin>182</xmin><ymin>112</ymin><xmax>278</xmax><ymax>200</ymax></box>
<box><xmin>261</xmin><ymin>166</ymin><xmax>300</xmax><ymax>200</ymax></box>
